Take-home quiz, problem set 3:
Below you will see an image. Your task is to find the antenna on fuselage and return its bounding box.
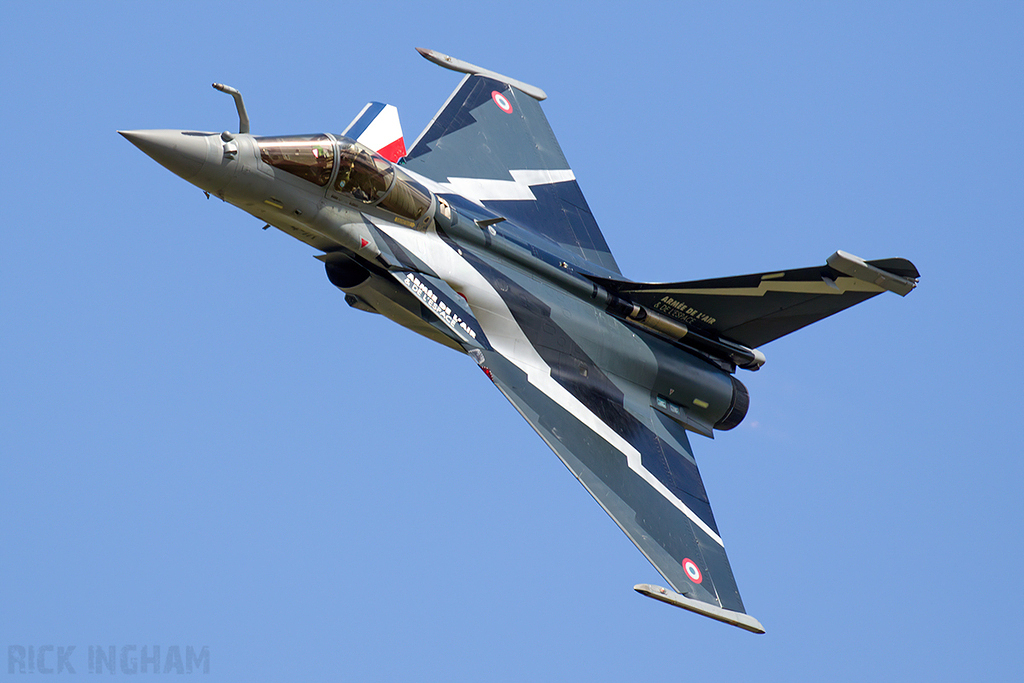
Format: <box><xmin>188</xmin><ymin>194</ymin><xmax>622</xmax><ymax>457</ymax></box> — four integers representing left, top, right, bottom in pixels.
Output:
<box><xmin>212</xmin><ymin>83</ymin><xmax>250</xmax><ymax>134</ymax></box>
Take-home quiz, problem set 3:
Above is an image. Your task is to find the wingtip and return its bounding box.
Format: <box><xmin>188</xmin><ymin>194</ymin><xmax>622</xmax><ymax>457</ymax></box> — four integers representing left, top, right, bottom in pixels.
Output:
<box><xmin>634</xmin><ymin>584</ymin><xmax>766</xmax><ymax>634</ymax></box>
<box><xmin>413</xmin><ymin>47</ymin><xmax>548</xmax><ymax>101</ymax></box>
<box><xmin>416</xmin><ymin>47</ymin><xmax>456</xmax><ymax>70</ymax></box>
<box><xmin>827</xmin><ymin>251</ymin><xmax>918</xmax><ymax>297</ymax></box>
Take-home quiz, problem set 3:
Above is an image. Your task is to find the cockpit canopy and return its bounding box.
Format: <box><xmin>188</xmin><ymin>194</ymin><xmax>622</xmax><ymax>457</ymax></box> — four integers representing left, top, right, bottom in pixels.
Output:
<box><xmin>335</xmin><ymin>138</ymin><xmax>433</xmax><ymax>222</ymax></box>
<box><xmin>334</xmin><ymin>138</ymin><xmax>393</xmax><ymax>203</ymax></box>
<box><xmin>256</xmin><ymin>134</ymin><xmax>432</xmax><ymax>224</ymax></box>
<box><xmin>257</xmin><ymin>134</ymin><xmax>334</xmax><ymax>186</ymax></box>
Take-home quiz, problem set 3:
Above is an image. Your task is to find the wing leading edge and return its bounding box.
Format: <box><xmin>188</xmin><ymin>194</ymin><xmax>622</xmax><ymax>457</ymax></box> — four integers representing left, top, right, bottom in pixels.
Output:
<box><xmin>471</xmin><ymin>347</ymin><xmax>763</xmax><ymax>632</ymax></box>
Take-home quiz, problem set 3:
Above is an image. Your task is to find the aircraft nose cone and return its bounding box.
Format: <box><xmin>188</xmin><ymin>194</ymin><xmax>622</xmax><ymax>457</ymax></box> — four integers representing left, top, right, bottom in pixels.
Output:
<box><xmin>119</xmin><ymin>129</ymin><xmax>213</xmax><ymax>181</ymax></box>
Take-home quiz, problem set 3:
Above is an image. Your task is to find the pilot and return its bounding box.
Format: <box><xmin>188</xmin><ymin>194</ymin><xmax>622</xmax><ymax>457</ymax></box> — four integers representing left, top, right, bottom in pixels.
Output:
<box><xmin>336</xmin><ymin>155</ymin><xmax>355</xmax><ymax>196</ymax></box>
<box><xmin>348</xmin><ymin>150</ymin><xmax>378</xmax><ymax>202</ymax></box>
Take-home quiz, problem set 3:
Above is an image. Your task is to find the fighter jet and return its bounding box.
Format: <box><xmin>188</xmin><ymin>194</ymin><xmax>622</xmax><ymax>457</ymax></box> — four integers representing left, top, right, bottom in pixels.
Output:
<box><xmin>121</xmin><ymin>48</ymin><xmax>918</xmax><ymax>633</ymax></box>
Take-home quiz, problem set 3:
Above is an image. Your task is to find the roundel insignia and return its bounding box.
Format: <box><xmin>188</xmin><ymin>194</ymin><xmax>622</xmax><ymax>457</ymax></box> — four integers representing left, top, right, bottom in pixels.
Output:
<box><xmin>491</xmin><ymin>90</ymin><xmax>513</xmax><ymax>114</ymax></box>
<box><xmin>682</xmin><ymin>558</ymin><xmax>703</xmax><ymax>584</ymax></box>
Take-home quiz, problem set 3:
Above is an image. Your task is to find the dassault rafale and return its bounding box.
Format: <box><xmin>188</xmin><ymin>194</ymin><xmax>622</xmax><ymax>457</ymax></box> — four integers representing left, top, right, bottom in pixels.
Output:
<box><xmin>121</xmin><ymin>48</ymin><xmax>918</xmax><ymax>633</ymax></box>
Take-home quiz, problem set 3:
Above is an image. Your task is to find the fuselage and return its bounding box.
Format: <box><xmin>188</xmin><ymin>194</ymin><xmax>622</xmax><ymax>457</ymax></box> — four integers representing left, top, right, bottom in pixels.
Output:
<box><xmin>120</xmin><ymin>129</ymin><xmax>749</xmax><ymax>438</ymax></box>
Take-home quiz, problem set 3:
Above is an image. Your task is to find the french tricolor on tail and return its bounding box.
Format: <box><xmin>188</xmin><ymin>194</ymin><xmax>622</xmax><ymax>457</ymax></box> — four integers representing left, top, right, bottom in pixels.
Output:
<box><xmin>342</xmin><ymin>102</ymin><xmax>406</xmax><ymax>163</ymax></box>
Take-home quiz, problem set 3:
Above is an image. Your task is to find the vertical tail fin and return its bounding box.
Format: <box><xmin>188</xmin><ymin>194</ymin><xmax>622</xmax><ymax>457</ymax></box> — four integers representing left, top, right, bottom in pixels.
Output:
<box><xmin>342</xmin><ymin>102</ymin><xmax>407</xmax><ymax>162</ymax></box>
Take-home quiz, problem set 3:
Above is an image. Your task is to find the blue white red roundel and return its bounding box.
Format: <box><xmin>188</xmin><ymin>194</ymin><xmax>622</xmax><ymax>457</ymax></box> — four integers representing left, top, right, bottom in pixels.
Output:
<box><xmin>682</xmin><ymin>558</ymin><xmax>703</xmax><ymax>584</ymax></box>
<box><xmin>491</xmin><ymin>90</ymin><xmax>513</xmax><ymax>114</ymax></box>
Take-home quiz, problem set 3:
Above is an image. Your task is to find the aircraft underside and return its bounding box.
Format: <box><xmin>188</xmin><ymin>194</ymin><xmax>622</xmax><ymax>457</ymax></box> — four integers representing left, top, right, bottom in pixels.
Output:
<box><xmin>120</xmin><ymin>48</ymin><xmax>918</xmax><ymax>633</ymax></box>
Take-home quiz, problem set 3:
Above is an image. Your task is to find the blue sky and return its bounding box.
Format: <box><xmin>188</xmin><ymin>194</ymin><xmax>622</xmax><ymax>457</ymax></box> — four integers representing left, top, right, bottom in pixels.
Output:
<box><xmin>2</xmin><ymin>1</ymin><xmax>1021</xmax><ymax>680</ymax></box>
